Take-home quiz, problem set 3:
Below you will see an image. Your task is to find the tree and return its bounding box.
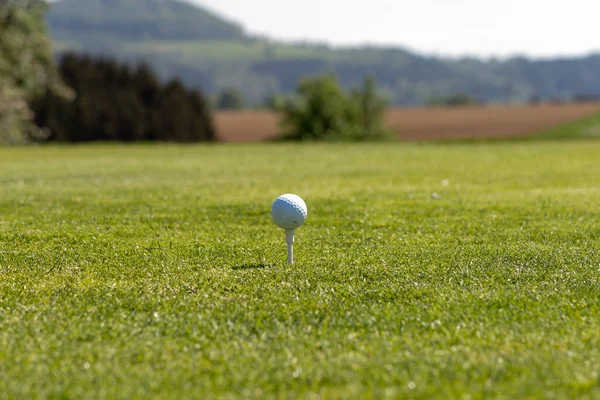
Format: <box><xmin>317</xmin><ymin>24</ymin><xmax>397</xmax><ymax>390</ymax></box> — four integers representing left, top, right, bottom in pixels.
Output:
<box><xmin>278</xmin><ymin>74</ymin><xmax>392</xmax><ymax>141</ymax></box>
<box><xmin>0</xmin><ymin>0</ymin><xmax>71</xmax><ymax>144</ymax></box>
<box><xmin>216</xmin><ymin>88</ymin><xmax>244</xmax><ymax>110</ymax></box>
<box><xmin>0</xmin><ymin>74</ymin><xmax>32</xmax><ymax>145</ymax></box>
<box><xmin>348</xmin><ymin>76</ymin><xmax>393</xmax><ymax>140</ymax></box>
<box><xmin>427</xmin><ymin>93</ymin><xmax>479</xmax><ymax>107</ymax></box>
<box><xmin>262</xmin><ymin>92</ymin><xmax>286</xmax><ymax>110</ymax></box>
<box><xmin>33</xmin><ymin>53</ymin><xmax>216</xmax><ymax>142</ymax></box>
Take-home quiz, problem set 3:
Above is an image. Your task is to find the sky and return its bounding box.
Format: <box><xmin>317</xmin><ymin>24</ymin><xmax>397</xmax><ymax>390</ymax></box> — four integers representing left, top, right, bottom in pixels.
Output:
<box><xmin>195</xmin><ymin>0</ymin><xmax>599</xmax><ymax>58</ymax></box>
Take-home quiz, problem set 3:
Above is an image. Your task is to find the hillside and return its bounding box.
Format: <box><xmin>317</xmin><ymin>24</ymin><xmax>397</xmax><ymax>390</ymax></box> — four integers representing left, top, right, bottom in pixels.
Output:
<box><xmin>47</xmin><ymin>0</ymin><xmax>600</xmax><ymax>106</ymax></box>
<box><xmin>48</xmin><ymin>0</ymin><xmax>245</xmax><ymax>41</ymax></box>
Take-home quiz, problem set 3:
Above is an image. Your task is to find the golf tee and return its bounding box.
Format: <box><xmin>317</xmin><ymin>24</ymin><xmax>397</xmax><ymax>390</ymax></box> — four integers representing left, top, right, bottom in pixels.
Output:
<box><xmin>286</xmin><ymin>230</ymin><xmax>295</xmax><ymax>265</ymax></box>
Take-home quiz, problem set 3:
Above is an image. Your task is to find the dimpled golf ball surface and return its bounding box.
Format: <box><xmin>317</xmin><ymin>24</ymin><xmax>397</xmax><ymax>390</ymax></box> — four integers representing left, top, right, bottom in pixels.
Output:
<box><xmin>271</xmin><ymin>194</ymin><xmax>308</xmax><ymax>230</ymax></box>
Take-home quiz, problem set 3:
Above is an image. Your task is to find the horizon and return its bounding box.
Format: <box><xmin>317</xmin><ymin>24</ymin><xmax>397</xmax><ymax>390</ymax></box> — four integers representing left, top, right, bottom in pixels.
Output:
<box><xmin>194</xmin><ymin>0</ymin><xmax>599</xmax><ymax>59</ymax></box>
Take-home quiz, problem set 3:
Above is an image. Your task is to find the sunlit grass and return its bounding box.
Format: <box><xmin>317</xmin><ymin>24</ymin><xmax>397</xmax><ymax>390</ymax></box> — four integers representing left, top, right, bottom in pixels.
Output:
<box><xmin>1</xmin><ymin>142</ymin><xmax>599</xmax><ymax>398</ymax></box>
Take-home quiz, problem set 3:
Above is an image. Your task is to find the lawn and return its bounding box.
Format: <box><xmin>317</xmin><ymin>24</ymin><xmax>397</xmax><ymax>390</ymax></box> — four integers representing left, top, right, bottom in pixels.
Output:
<box><xmin>1</xmin><ymin>142</ymin><xmax>599</xmax><ymax>399</ymax></box>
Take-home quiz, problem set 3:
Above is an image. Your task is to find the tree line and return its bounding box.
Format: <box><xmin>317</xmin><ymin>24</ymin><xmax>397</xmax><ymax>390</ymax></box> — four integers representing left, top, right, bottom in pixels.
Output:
<box><xmin>34</xmin><ymin>53</ymin><xmax>216</xmax><ymax>142</ymax></box>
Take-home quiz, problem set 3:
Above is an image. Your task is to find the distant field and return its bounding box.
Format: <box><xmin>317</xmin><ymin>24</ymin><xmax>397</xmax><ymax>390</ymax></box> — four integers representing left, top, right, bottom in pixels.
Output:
<box><xmin>214</xmin><ymin>102</ymin><xmax>600</xmax><ymax>142</ymax></box>
<box><xmin>1</xmin><ymin>142</ymin><xmax>600</xmax><ymax>398</ymax></box>
<box><xmin>121</xmin><ymin>40</ymin><xmax>400</xmax><ymax>63</ymax></box>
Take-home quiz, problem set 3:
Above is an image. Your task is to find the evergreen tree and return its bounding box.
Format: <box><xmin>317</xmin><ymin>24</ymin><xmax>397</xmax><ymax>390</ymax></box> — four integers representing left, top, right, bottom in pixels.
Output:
<box><xmin>33</xmin><ymin>53</ymin><xmax>216</xmax><ymax>142</ymax></box>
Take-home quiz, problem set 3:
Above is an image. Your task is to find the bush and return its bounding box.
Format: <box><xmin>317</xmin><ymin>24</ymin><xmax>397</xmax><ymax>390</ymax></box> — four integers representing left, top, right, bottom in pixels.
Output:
<box><xmin>215</xmin><ymin>87</ymin><xmax>244</xmax><ymax>110</ymax></box>
<box><xmin>33</xmin><ymin>53</ymin><xmax>216</xmax><ymax>142</ymax></box>
<box><xmin>348</xmin><ymin>76</ymin><xmax>393</xmax><ymax>141</ymax></box>
<box><xmin>277</xmin><ymin>74</ymin><xmax>392</xmax><ymax>141</ymax></box>
<box><xmin>427</xmin><ymin>93</ymin><xmax>479</xmax><ymax>107</ymax></box>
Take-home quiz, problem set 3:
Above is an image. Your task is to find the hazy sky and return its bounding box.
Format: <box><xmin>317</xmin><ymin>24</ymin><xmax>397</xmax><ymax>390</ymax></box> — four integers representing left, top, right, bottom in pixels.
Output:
<box><xmin>195</xmin><ymin>0</ymin><xmax>599</xmax><ymax>58</ymax></box>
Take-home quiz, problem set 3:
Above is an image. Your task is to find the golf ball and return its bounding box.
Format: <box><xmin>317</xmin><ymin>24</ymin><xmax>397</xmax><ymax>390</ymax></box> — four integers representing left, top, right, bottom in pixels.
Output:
<box><xmin>271</xmin><ymin>194</ymin><xmax>308</xmax><ymax>230</ymax></box>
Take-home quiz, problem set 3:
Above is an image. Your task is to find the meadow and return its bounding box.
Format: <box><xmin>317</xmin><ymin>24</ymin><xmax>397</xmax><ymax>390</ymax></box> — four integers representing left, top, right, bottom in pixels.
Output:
<box><xmin>121</xmin><ymin>40</ymin><xmax>404</xmax><ymax>63</ymax></box>
<box><xmin>1</xmin><ymin>140</ymin><xmax>600</xmax><ymax>399</ymax></box>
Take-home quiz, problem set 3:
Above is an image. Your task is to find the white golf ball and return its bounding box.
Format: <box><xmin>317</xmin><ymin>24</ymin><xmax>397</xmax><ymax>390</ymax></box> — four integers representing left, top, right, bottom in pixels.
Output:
<box><xmin>271</xmin><ymin>194</ymin><xmax>308</xmax><ymax>230</ymax></box>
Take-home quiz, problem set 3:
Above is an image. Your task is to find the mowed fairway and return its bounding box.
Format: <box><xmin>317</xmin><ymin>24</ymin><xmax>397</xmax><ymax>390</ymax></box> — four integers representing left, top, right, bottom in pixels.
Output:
<box><xmin>1</xmin><ymin>142</ymin><xmax>600</xmax><ymax>398</ymax></box>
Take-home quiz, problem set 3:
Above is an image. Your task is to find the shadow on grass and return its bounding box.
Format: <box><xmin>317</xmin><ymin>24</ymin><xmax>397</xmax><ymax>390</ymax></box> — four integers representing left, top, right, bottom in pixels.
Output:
<box><xmin>231</xmin><ymin>264</ymin><xmax>274</xmax><ymax>271</ymax></box>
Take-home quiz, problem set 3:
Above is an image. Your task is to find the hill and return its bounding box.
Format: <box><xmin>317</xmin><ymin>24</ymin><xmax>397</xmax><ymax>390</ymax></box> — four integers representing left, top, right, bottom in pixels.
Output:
<box><xmin>47</xmin><ymin>0</ymin><xmax>245</xmax><ymax>41</ymax></box>
<box><xmin>47</xmin><ymin>0</ymin><xmax>600</xmax><ymax>106</ymax></box>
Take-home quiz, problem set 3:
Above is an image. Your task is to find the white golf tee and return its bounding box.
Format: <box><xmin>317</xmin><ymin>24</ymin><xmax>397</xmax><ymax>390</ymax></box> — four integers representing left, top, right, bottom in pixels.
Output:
<box><xmin>286</xmin><ymin>229</ymin><xmax>295</xmax><ymax>265</ymax></box>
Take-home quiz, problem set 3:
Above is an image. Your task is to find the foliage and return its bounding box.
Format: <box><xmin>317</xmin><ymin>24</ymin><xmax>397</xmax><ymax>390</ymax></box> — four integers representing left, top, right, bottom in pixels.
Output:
<box><xmin>278</xmin><ymin>74</ymin><xmax>391</xmax><ymax>141</ymax></box>
<box><xmin>215</xmin><ymin>87</ymin><xmax>245</xmax><ymax>110</ymax></box>
<box><xmin>0</xmin><ymin>76</ymin><xmax>32</xmax><ymax>145</ymax></box>
<box><xmin>262</xmin><ymin>92</ymin><xmax>287</xmax><ymax>110</ymax></box>
<box><xmin>1</xmin><ymin>142</ymin><xmax>600</xmax><ymax>398</ymax></box>
<box><xmin>277</xmin><ymin>75</ymin><xmax>356</xmax><ymax>141</ymax></box>
<box><xmin>348</xmin><ymin>76</ymin><xmax>394</xmax><ymax>140</ymax></box>
<box><xmin>48</xmin><ymin>0</ymin><xmax>245</xmax><ymax>41</ymax></box>
<box><xmin>0</xmin><ymin>0</ymin><xmax>70</xmax><ymax>144</ymax></box>
<box><xmin>32</xmin><ymin>53</ymin><xmax>215</xmax><ymax>142</ymax></box>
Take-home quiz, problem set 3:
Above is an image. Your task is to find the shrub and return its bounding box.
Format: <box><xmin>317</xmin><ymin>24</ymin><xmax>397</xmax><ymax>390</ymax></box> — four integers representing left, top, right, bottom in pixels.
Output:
<box><xmin>215</xmin><ymin>87</ymin><xmax>244</xmax><ymax>110</ymax></box>
<box><xmin>277</xmin><ymin>74</ymin><xmax>392</xmax><ymax>141</ymax></box>
<box><xmin>348</xmin><ymin>76</ymin><xmax>394</xmax><ymax>141</ymax></box>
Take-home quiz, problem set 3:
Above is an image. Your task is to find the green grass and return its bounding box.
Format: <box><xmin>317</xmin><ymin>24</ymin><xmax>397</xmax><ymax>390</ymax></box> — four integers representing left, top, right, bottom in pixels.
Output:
<box><xmin>429</xmin><ymin>112</ymin><xmax>600</xmax><ymax>145</ymax></box>
<box><xmin>121</xmin><ymin>40</ymin><xmax>410</xmax><ymax>64</ymax></box>
<box><xmin>1</xmin><ymin>142</ymin><xmax>600</xmax><ymax>399</ymax></box>
<box><xmin>532</xmin><ymin>113</ymin><xmax>600</xmax><ymax>140</ymax></box>
<box><xmin>123</xmin><ymin>40</ymin><xmax>271</xmax><ymax>62</ymax></box>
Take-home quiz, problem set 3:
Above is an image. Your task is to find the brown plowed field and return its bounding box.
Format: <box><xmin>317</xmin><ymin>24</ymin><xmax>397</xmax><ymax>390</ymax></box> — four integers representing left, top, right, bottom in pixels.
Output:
<box><xmin>214</xmin><ymin>102</ymin><xmax>600</xmax><ymax>142</ymax></box>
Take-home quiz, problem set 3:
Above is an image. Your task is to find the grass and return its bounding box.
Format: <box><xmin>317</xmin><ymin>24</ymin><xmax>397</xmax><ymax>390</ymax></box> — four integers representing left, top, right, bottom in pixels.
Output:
<box><xmin>120</xmin><ymin>40</ymin><xmax>411</xmax><ymax>64</ymax></box>
<box><xmin>427</xmin><ymin>112</ymin><xmax>600</xmax><ymax>145</ymax></box>
<box><xmin>532</xmin><ymin>113</ymin><xmax>600</xmax><ymax>140</ymax></box>
<box><xmin>1</xmin><ymin>141</ymin><xmax>600</xmax><ymax>399</ymax></box>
